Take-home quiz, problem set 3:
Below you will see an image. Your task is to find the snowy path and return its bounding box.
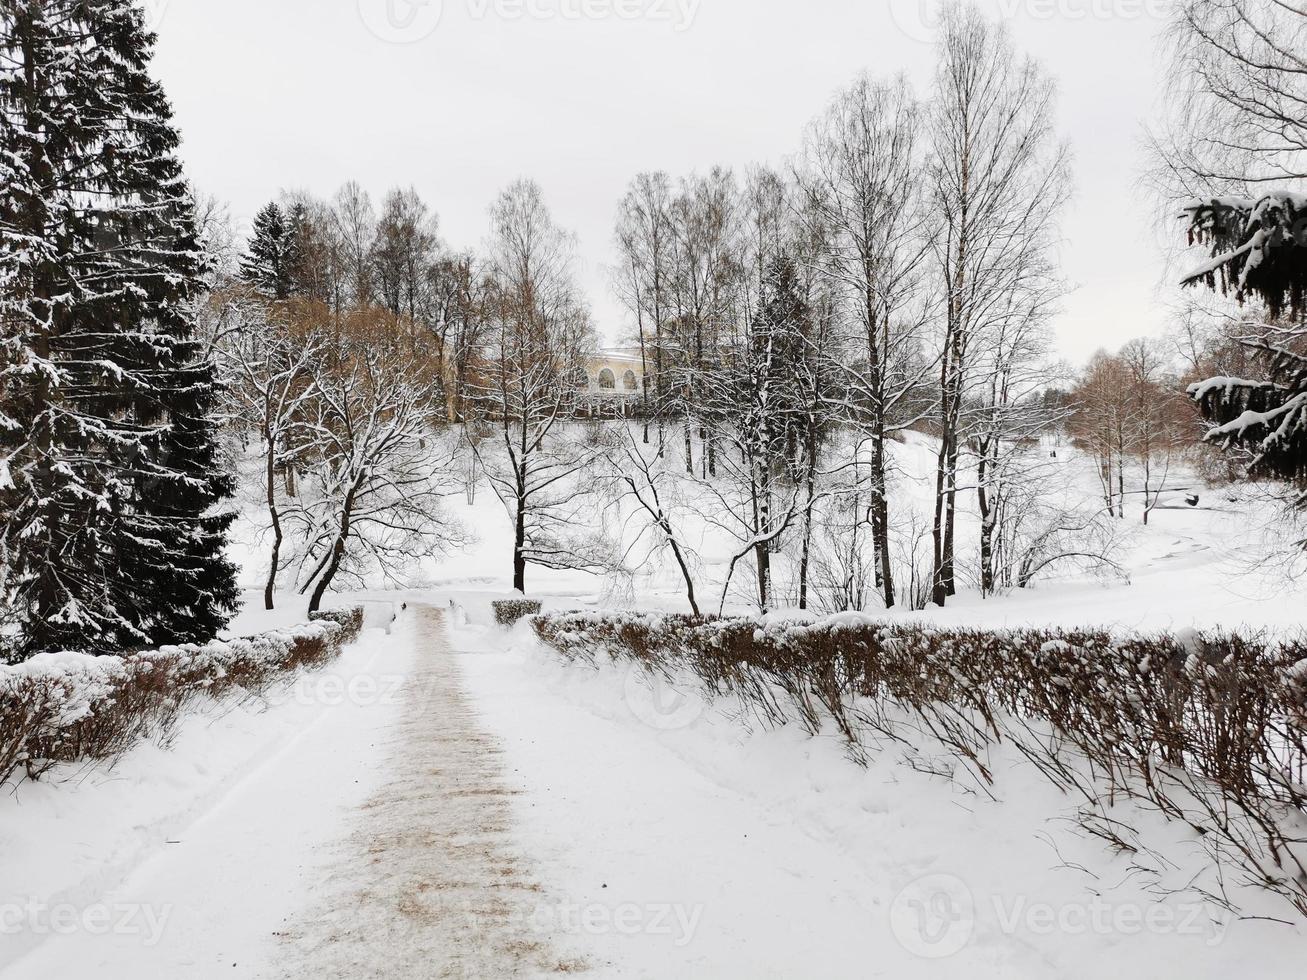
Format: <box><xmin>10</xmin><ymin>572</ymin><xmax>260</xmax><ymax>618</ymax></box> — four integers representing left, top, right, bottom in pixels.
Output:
<box><xmin>457</xmin><ymin>628</ymin><xmax>994</xmax><ymax>979</ymax></box>
<box><xmin>268</xmin><ymin>604</ymin><xmax>581</xmax><ymax>977</ymax></box>
<box><xmin>0</xmin><ymin>606</ymin><xmax>581</xmax><ymax>979</ymax></box>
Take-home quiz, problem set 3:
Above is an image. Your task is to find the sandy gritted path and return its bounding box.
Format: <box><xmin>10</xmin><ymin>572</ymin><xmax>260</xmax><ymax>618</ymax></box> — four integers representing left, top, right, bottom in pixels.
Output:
<box><xmin>270</xmin><ymin>605</ymin><xmax>584</xmax><ymax>978</ymax></box>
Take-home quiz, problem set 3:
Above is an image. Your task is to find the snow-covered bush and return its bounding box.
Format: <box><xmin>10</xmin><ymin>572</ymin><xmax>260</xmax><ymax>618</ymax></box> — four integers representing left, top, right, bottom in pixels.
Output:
<box><xmin>494</xmin><ymin>599</ymin><xmax>543</xmax><ymax>626</ymax></box>
<box><xmin>0</xmin><ymin>610</ymin><xmax>364</xmax><ymax>787</ymax></box>
<box><xmin>534</xmin><ymin>610</ymin><xmax>1307</xmax><ymax>918</ymax></box>
<box><xmin>309</xmin><ymin>606</ymin><xmax>366</xmax><ymax>637</ymax></box>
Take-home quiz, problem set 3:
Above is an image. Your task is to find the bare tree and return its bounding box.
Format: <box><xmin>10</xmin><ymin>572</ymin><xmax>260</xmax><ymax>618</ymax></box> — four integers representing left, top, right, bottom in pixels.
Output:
<box><xmin>221</xmin><ymin>299</ymin><xmax>323</xmax><ymax>610</ymax></box>
<box><xmin>428</xmin><ymin>252</ymin><xmax>492</xmax><ymax>422</ymax></box>
<box><xmin>1071</xmin><ymin>351</ymin><xmax>1135</xmax><ymax>518</ymax></box>
<box><xmin>667</xmin><ymin>168</ymin><xmax>744</xmax><ymax>477</ymax></box>
<box><xmin>292</xmin><ymin>332</ymin><xmax>459</xmax><ymax>613</ymax></box>
<box><xmin>614</xmin><ymin>172</ymin><xmax>675</xmax><ymax>449</ymax></box>
<box><xmin>696</xmin><ymin>255</ymin><xmax>820</xmax><ymax>613</ymax></box>
<box><xmin>1121</xmin><ymin>337</ymin><xmax>1194</xmax><ymax>524</ymax></box>
<box><xmin>927</xmin><ymin>4</ymin><xmax>1071</xmax><ymax>605</ymax></box>
<box><xmin>970</xmin><ymin>286</ymin><xmax>1067</xmax><ymax>594</ymax></box>
<box><xmin>798</xmin><ymin>72</ymin><xmax>934</xmax><ymax>608</ymax></box>
<box><xmin>334</xmin><ymin>180</ymin><xmax>377</xmax><ymax>309</ymax></box>
<box><xmin>1151</xmin><ymin>0</ymin><xmax>1307</xmax><ymax>199</ymax></box>
<box><xmin>603</xmin><ymin>426</ymin><xmax>702</xmax><ymax>616</ymax></box>
<box><xmin>470</xmin><ymin>180</ymin><xmax>606</xmax><ymax>593</ymax></box>
<box><xmin>372</xmin><ymin>186</ymin><xmax>441</xmax><ymax>340</ymax></box>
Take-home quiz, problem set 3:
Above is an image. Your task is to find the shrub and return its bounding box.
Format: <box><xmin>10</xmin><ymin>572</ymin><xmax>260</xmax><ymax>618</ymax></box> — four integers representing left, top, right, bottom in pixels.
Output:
<box><xmin>0</xmin><ymin>608</ymin><xmax>366</xmax><ymax>788</ymax></box>
<box><xmin>494</xmin><ymin>599</ymin><xmax>543</xmax><ymax>626</ymax></box>
<box><xmin>533</xmin><ymin>610</ymin><xmax>1307</xmax><ymax>918</ymax></box>
<box><xmin>309</xmin><ymin>606</ymin><xmax>366</xmax><ymax>642</ymax></box>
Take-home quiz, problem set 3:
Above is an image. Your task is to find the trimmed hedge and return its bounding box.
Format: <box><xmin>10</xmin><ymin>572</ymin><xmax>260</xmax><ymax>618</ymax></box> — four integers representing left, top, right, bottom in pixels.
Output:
<box><xmin>0</xmin><ymin>608</ymin><xmax>365</xmax><ymax>787</ymax></box>
<box><xmin>494</xmin><ymin>599</ymin><xmax>543</xmax><ymax>626</ymax></box>
<box><xmin>310</xmin><ymin>606</ymin><xmax>366</xmax><ymax>636</ymax></box>
<box><xmin>533</xmin><ymin>611</ymin><xmax>1307</xmax><ymax>917</ymax></box>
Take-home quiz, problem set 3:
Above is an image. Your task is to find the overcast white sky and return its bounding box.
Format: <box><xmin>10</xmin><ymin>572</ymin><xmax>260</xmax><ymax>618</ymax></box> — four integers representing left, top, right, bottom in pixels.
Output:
<box><xmin>149</xmin><ymin>0</ymin><xmax>1176</xmax><ymax>365</ymax></box>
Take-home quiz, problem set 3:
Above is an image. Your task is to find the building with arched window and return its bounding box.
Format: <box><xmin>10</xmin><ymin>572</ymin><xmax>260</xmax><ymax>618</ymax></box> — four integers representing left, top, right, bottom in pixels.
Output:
<box><xmin>577</xmin><ymin>349</ymin><xmax>645</xmax><ymax>416</ymax></box>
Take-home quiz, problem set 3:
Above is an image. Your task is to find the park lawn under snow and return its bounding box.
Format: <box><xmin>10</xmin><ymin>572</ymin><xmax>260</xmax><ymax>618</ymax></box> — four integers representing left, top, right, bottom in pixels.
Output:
<box><xmin>255</xmin><ymin>425</ymin><xmax>1307</xmax><ymax>633</ymax></box>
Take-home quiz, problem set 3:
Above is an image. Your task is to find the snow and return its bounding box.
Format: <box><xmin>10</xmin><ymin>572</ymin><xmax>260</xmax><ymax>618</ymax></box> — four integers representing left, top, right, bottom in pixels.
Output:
<box><xmin>450</xmin><ymin>617</ymin><xmax>1305</xmax><ymax>978</ymax></box>
<box><xmin>0</xmin><ymin>617</ymin><xmax>403</xmax><ymax>977</ymax></box>
<box><xmin>4</xmin><ymin>431</ymin><xmax>1307</xmax><ymax>975</ymax></box>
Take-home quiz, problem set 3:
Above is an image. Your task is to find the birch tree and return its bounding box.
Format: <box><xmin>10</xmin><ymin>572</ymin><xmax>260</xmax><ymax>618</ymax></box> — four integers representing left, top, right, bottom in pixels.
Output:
<box><xmin>614</xmin><ymin>172</ymin><xmax>675</xmax><ymax>449</ymax></box>
<box><xmin>927</xmin><ymin>5</ymin><xmax>1070</xmax><ymax>606</ymax></box>
<box><xmin>798</xmin><ymin>73</ymin><xmax>933</xmax><ymax>609</ymax></box>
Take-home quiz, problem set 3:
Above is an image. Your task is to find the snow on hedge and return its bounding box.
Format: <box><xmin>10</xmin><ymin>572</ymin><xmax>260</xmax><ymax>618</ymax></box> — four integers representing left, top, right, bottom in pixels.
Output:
<box><xmin>0</xmin><ymin>613</ymin><xmax>363</xmax><ymax>787</ymax></box>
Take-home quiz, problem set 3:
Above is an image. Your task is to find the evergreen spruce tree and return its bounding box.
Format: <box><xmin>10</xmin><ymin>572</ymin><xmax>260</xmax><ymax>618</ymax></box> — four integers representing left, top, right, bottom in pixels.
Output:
<box><xmin>1183</xmin><ymin>196</ymin><xmax>1307</xmax><ymax>495</ymax></box>
<box><xmin>0</xmin><ymin>0</ymin><xmax>237</xmax><ymax>657</ymax></box>
<box><xmin>241</xmin><ymin>201</ymin><xmax>301</xmax><ymax>300</ymax></box>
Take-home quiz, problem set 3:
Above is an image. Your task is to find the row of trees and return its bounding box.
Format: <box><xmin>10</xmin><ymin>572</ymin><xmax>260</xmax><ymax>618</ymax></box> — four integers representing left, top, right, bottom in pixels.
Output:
<box><xmin>1070</xmin><ymin>340</ymin><xmax>1194</xmax><ymax>525</ymax></box>
<box><xmin>610</xmin><ymin>5</ymin><xmax>1072</xmax><ymax>610</ymax></box>
<box><xmin>215</xmin><ymin>175</ymin><xmax>612</xmax><ymax>607</ymax></box>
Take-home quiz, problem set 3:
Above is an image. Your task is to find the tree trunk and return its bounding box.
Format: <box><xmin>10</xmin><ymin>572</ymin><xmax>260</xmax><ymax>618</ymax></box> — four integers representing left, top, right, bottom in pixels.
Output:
<box><xmin>931</xmin><ymin>430</ymin><xmax>950</xmax><ymax>608</ymax></box>
<box><xmin>797</xmin><ymin>437</ymin><xmax>817</xmax><ymax>611</ymax></box>
<box><xmin>308</xmin><ymin>536</ymin><xmax>345</xmax><ymax>615</ymax></box>
<box><xmin>661</xmin><ymin>518</ymin><xmax>701</xmax><ymax>617</ymax></box>
<box><xmin>1117</xmin><ymin>452</ymin><xmax>1126</xmax><ymax>519</ymax></box>
<box><xmin>870</xmin><ymin>441</ymin><xmax>894</xmax><ymax>609</ymax></box>
<box><xmin>513</xmin><ymin>497</ymin><xmax>527</xmax><ymax>593</ymax></box>
<box><xmin>977</xmin><ymin>444</ymin><xmax>994</xmax><ymax>597</ymax></box>
<box><xmin>309</xmin><ymin>485</ymin><xmax>358</xmax><ymax>614</ymax></box>
<box><xmin>264</xmin><ymin>436</ymin><xmax>282</xmax><ymax>610</ymax></box>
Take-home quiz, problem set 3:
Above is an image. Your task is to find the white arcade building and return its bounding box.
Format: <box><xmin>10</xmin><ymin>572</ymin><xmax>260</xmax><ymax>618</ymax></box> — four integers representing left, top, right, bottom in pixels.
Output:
<box><xmin>576</xmin><ymin>348</ymin><xmax>646</xmax><ymax>415</ymax></box>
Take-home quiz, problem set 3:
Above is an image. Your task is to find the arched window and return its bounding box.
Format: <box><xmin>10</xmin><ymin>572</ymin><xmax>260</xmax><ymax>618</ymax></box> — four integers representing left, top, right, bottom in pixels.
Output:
<box><xmin>598</xmin><ymin>368</ymin><xmax>616</xmax><ymax>390</ymax></box>
<box><xmin>623</xmin><ymin>370</ymin><xmax>638</xmax><ymax>391</ymax></box>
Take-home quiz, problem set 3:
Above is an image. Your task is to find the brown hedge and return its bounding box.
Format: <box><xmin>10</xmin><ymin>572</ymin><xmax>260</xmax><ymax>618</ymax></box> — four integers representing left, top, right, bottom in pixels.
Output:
<box><xmin>533</xmin><ymin>610</ymin><xmax>1307</xmax><ymax>917</ymax></box>
<box><xmin>0</xmin><ymin>608</ymin><xmax>365</xmax><ymax>788</ymax></box>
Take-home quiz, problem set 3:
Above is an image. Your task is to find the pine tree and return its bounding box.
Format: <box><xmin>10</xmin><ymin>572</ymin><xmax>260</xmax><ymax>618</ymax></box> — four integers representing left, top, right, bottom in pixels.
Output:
<box><xmin>0</xmin><ymin>0</ymin><xmax>237</xmax><ymax>657</ymax></box>
<box><xmin>1182</xmin><ymin>197</ymin><xmax>1307</xmax><ymax>496</ymax></box>
<box><xmin>241</xmin><ymin>201</ymin><xmax>301</xmax><ymax>300</ymax></box>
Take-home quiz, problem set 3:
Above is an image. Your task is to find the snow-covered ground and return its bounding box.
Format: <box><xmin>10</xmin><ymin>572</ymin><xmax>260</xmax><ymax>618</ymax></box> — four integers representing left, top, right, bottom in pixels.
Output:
<box><xmin>3</xmin><ymin>432</ymin><xmax>1306</xmax><ymax>976</ymax></box>
<box><xmin>0</xmin><ymin>616</ymin><xmax>408</xmax><ymax>977</ymax></box>
<box><xmin>452</xmin><ymin>615</ymin><xmax>1305</xmax><ymax>978</ymax></box>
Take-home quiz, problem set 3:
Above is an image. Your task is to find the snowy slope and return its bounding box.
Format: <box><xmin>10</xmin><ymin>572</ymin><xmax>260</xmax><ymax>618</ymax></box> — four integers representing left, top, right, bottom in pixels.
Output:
<box><xmin>453</xmin><ymin>617</ymin><xmax>1307</xmax><ymax>979</ymax></box>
